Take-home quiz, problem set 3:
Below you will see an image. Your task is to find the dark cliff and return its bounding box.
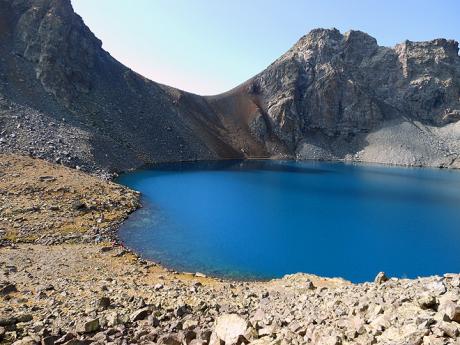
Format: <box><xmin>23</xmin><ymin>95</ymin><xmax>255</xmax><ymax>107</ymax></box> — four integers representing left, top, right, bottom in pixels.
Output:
<box><xmin>1</xmin><ymin>0</ymin><xmax>459</xmax><ymax>172</ymax></box>
<box><xmin>0</xmin><ymin>0</ymin><xmax>242</xmax><ymax>173</ymax></box>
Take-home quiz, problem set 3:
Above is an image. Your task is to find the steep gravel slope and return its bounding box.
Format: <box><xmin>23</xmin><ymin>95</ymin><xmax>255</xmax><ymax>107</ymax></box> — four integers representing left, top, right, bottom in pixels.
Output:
<box><xmin>0</xmin><ymin>0</ymin><xmax>242</xmax><ymax>174</ymax></box>
<box><xmin>0</xmin><ymin>1</ymin><xmax>459</xmax><ymax>171</ymax></box>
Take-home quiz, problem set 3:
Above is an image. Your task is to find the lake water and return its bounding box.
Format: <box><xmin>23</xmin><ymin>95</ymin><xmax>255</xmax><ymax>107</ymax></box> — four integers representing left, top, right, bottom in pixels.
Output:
<box><xmin>117</xmin><ymin>160</ymin><xmax>460</xmax><ymax>283</ymax></box>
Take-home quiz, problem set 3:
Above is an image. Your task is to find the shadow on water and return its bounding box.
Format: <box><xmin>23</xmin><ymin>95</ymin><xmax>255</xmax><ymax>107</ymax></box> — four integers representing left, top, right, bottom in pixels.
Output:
<box><xmin>144</xmin><ymin>159</ymin><xmax>335</xmax><ymax>175</ymax></box>
<box><xmin>140</xmin><ymin>159</ymin><xmax>460</xmax><ymax>185</ymax></box>
<box><xmin>273</xmin><ymin>175</ymin><xmax>460</xmax><ymax>207</ymax></box>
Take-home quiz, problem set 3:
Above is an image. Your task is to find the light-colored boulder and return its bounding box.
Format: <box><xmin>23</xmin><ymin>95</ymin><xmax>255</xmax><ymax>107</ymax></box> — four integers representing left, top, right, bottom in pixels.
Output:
<box><xmin>215</xmin><ymin>314</ymin><xmax>249</xmax><ymax>344</ymax></box>
<box><xmin>374</xmin><ymin>272</ymin><xmax>389</xmax><ymax>285</ymax></box>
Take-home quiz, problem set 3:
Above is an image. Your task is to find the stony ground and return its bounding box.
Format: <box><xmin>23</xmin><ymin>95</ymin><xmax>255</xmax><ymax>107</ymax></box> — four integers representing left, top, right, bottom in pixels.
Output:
<box><xmin>1</xmin><ymin>154</ymin><xmax>459</xmax><ymax>345</ymax></box>
<box><xmin>0</xmin><ymin>154</ymin><xmax>139</xmax><ymax>244</ymax></box>
<box><xmin>1</xmin><ymin>244</ymin><xmax>459</xmax><ymax>345</ymax></box>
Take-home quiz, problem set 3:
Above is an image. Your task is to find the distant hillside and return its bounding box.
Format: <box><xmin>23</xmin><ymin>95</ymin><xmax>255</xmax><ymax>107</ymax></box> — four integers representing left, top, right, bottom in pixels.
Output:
<box><xmin>1</xmin><ymin>0</ymin><xmax>459</xmax><ymax>173</ymax></box>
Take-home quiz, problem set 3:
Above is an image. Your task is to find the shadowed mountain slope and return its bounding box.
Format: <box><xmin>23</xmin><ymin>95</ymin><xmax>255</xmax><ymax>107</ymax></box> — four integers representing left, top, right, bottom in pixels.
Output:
<box><xmin>1</xmin><ymin>0</ymin><xmax>459</xmax><ymax>172</ymax></box>
<box><xmin>0</xmin><ymin>0</ymin><xmax>245</xmax><ymax>173</ymax></box>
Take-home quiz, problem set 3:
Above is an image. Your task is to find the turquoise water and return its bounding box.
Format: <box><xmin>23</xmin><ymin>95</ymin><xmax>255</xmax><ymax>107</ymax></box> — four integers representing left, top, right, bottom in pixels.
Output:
<box><xmin>117</xmin><ymin>160</ymin><xmax>460</xmax><ymax>282</ymax></box>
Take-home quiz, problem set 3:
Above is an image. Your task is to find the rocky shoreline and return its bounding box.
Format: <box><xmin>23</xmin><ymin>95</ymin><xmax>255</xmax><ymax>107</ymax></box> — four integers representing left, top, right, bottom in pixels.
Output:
<box><xmin>1</xmin><ymin>154</ymin><xmax>460</xmax><ymax>345</ymax></box>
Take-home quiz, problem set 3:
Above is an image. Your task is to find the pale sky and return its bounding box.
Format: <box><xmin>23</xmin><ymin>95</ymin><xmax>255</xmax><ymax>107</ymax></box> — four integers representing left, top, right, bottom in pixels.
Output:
<box><xmin>71</xmin><ymin>0</ymin><xmax>460</xmax><ymax>96</ymax></box>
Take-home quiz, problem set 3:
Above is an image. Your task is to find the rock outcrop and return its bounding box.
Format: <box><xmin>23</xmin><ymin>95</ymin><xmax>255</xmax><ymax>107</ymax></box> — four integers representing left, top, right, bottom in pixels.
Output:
<box><xmin>208</xmin><ymin>29</ymin><xmax>460</xmax><ymax>167</ymax></box>
<box><xmin>0</xmin><ymin>0</ymin><xmax>459</xmax><ymax>172</ymax></box>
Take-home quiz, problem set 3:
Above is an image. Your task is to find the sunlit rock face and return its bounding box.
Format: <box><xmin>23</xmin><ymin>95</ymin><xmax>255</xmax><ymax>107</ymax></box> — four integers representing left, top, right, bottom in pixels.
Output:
<box><xmin>0</xmin><ymin>0</ymin><xmax>459</xmax><ymax>171</ymax></box>
<box><xmin>210</xmin><ymin>28</ymin><xmax>460</xmax><ymax>165</ymax></box>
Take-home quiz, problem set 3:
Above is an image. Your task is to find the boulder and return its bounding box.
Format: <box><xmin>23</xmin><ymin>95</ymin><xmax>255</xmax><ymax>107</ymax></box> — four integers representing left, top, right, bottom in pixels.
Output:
<box><xmin>158</xmin><ymin>333</ymin><xmax>182</xmax><ymax>345</ymax></box>
<box><xmin>12</xmin><ymin>336</ymin><xmax>40</xmax><ymax>345</ymax></box>
<box><xmin>76</xmin><ymin>318</ymin><xmax>100</xmax><ymax>333</ymax></box>
<box><xmin>98</xmin><ymin>296</ymin><xmax>110</xmax><ymax>309</ymax></box>
<box><xmin>0</xmin><ymin>316</ymin><xmax>17</xmax><ymax>327</ymax></box>
<box><xmin>0</xmin><ymin>282</ymin><xmax>17</xmax><ymax>295</ymax></box>
<box><xmin>189</xmin><ymin>340</ymin><xmax>207</xmax><ymax>345</ymax></box>
<box><xmin>426</xmin><ymin>281</ymin><xmax>447</xmax><ymax>295</ymax></box>
<box><xmin>374</xmin><ymin>272</ymin><xmax>389</xmax><ymax>285</ymax></box>
<box><xmin>176</xmin><ymin>304</ymin><xmax>192</xmax><ymax>318</ymax></box>
<box><xmin>106</xmin><ymin>312</ymin><xmax>119</xmax><ymax>327</ymax></box>
<box><xmin>348</xmin><ymin>316</ymin><xmax>365</xmax><ymax>335</ymax></box>
<box><xmin>130</xmin><ymin>307</ymin><xmax>151</xmax><ymax>322</ymax></box>
<box><xmin>215</xmin><ymin>314</ymin><xmax>249</xmax><ymax>344</ymax></box>
<box><xmin>249</xmin><ymin>339</ymin><xmax>281</xmax><ymax>345</ymax></box>
<box><xmin>438</xmin><ymin>301</ymin><xmax>460</xmax><ymax>322</ymax></box>
<box><xmin>148</xmin><ymin>314</ymin><xmax>161</xmax><ymax>327</ymax></box>
<box><xmin>418</xmin><ymin>294</ymin><xmax>438</xmax><ymax>310</ymax></box>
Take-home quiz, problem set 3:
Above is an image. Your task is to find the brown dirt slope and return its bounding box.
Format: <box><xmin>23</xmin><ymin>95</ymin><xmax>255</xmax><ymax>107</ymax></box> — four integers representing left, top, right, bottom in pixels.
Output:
<box><xmin>0</xmin><ymin>154</ymin><xmax>139</xmax><ymax>243</ymax></box>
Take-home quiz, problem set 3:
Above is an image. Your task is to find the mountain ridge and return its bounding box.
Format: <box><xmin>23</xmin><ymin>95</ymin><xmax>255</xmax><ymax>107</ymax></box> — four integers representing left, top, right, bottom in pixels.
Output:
<box><xmin>0</xmin><ymin>0</ymin><xmax>459</xmax><ymax>173</ymax></box>
<box><xmin>206</xmin><ymin>27</ymin><xmax>460</xmax><ymax>167</ymax></box>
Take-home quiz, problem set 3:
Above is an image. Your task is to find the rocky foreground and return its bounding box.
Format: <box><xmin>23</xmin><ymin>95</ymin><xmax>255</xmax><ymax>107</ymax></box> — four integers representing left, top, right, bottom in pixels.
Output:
<box><xmin>1</xmin><ymin>244</ymin><xmax>460</xmax><ymax>345</ymax></box>
<box><xmin>1</xmin><ymin>155</ymin><xmax>460</xmax><ymax>345</ymax></box>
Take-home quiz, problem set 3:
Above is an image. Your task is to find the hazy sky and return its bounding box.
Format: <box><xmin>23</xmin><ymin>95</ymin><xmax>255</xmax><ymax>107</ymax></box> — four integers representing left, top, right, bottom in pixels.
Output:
<box><xmin>72</xmin><ymin>0</ymin><xmax>459</xmax><ymax>96</ymax></box>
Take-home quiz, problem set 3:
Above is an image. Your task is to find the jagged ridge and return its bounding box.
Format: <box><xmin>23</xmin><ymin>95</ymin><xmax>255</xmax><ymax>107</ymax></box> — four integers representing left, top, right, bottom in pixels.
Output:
<box><xmin>0</xmin><ymin>0</ymin><xmax>459</xmax><ymax>172</ymax></box>
<box><xmin>207</xmin><ymin>28</ymin><xmax>460</xmax><ymax>167</ymax></box>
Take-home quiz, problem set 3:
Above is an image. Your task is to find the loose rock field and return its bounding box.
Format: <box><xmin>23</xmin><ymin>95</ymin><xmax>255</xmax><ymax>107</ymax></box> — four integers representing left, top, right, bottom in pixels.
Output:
<box><xmin>1</xmin><ymin>154</ymin><xmax>459</xmax><ymax>345</ymax></box>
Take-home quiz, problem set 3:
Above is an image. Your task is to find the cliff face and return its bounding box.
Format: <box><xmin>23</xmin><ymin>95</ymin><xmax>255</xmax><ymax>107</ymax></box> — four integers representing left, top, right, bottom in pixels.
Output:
<box><xmin>1</xmin><ymin>0</ymin><xmax>459</xmax><ymax>172</ymax></box>
<box><xmin>208</xmin><ymin>29</ymin><xmax>460</xmax><ymax>167</ymax></box>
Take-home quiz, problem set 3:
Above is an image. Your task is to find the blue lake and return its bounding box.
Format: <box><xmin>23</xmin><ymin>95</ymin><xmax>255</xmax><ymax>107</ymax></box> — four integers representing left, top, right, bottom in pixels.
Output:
<box><xmin>117</xmin><ymin>160</ymin><xmax>460</xmax><ymax>283</ymax></box>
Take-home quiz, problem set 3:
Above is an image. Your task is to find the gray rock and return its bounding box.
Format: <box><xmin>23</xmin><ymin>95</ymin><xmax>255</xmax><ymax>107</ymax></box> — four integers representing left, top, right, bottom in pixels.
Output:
<box><xmin>176</xmin><ymin>304</ymin><xmax>192</xmax><ymax>318</ymax></box>
<box><xmin>130</xmin><ymin>307</ymin><xmax>151</xmax><ymax>322</ymax></box>
<box><xmin>0</xmin><ymin>282</ymin><xmax>17</xmax><ymax>295</ymax></box>
<box><xmin>77</xmin><ymin>318</ymin><xmax>100</xmax><ymax>333</ymax></box>
<box><xmin>214</xmin><ymin>314</ymin><xmax>248</xmax><ymax>345</ymax></box>
<box><xmin>12</xmin><ymin>336</ymin><xmax>40</xmax><ymax>345</ymax></box>
<box><xmin>98</xmin><ymin>296</ymin><xmax>110</xmax><ymax>309</ymax></box>
<box><xmin>0</xmin><ymin>316</ymin><xmax>17</xmax><ymax>327</ymax></box>
<box><xmin>157</xmin><ymin>333</ymin><xmax>182</xmax><ymax>345</ymax></box>
<box><xmin>374</xmin><ymin>272</ymin><xmax>389</xmax><ymax>285</ymax></box>
<box><xmin>148</xmin><ymin>315</ymin><xmax>160</xmax><ymax>327</ymax></box>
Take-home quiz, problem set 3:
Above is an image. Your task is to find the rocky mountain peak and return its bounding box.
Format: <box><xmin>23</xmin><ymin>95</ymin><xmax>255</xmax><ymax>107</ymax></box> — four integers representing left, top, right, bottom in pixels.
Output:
<box><xmin>290</xmin><ymin>28</ymin><xmax>342</xmax><ymax>57</ymax></box>
<box><xmin>0</xmin><ymin>0</ymin><xmax>459</xmax><ymax>172</ymax></box>
<box><xmin>7</xmin><ymin>0</ymin><xmax>103</xmax><ymax>102</ymax></box>
<box><xmin>342</xmin><ymin>29</ymin><xmax>379</xmax><ymax>61</ymax></box>
<box><xmin>214</xmin><ymin>28</ymin><xmax>460</xmax><ymax>166</ymax></box>
<box><xmin>277</xmin><ymin>28</ymin><xmax>381</xmax><ymax>69</ymax></box>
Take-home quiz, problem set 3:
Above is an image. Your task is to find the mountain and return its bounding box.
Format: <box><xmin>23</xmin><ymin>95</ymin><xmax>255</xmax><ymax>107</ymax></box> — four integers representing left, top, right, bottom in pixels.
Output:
<box><xmin>0</xmin><ymin>0</ymin><xmax>243</xmax><ymax>174</ymax></box>
<box><xmin>1</xmin><ymin>0</ymin><xmax>459</xmax><ymax>173</ymax></box>
<box><xmin>207</xmin><ymin>29</ymin><xmax>460</xmax><ymax>167</ymax></box>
